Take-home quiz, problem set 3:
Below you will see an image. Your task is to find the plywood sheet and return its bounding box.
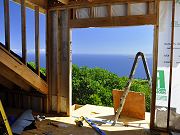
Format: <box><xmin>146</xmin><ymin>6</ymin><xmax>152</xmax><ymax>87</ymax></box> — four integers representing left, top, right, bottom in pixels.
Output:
<box><xmin>112</xmin><ymin>90</ymin><xmax>145</xmax><ymax>119</ymax></box>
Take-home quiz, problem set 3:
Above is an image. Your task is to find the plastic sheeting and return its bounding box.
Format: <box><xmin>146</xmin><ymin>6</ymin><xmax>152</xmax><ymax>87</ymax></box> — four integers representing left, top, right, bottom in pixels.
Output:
<box><xmin>76</xmin><ymin>8</ymin><xmax>90</xmax><ymax>19</ymax></box>
<box><xmin>75</xmin><ymin>3</ymin><xmax>148</xmax><ymax>19</ymax></box>
<box><xmin>93</xmin><ymin>6</ymin><xmax>108</xmax><ymax>18</ymax></box>
<box><xmin>111</xmin><ymin>4</ymin><xmax>126</xmax><ymax>16</ymax></box>
<box><xmin>130</xmin><ymin>3</ymin><xmax>147</xmax><ymax>15</ymax></box>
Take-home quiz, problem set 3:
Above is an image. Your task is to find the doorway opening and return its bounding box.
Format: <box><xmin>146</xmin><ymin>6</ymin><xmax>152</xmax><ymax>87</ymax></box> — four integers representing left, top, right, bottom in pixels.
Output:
<box><xmin>71</xmin><ymin>26</ymin><xmax>154</xmax><ymax>128</ymax></box>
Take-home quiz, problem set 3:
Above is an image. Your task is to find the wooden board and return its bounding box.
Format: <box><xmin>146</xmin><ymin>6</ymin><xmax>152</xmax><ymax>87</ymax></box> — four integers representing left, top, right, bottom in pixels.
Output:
<box><xmin>112</xmin><ymin>89</ymin><xmax>145</xmax><ymax>119</ymax></box>
<box><xmin>0</xmin><ymin>45</ymin><xmax>48</xmax><ymax>94</ymax></box>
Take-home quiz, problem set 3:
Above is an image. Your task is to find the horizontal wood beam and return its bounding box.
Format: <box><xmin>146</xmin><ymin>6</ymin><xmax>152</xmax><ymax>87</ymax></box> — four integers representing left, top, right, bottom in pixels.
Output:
<box><xmin>0</xmin><ymin>63</ymin><xmax>31</xmax><ymax>91</ymax></box>
<box><xmin>58</xmin><ymin>0</ymin><xmax>69</xmax><ymax>4</ymax></box>
<box><xmin>69</xmin><ymin>15</ymin><xmax>156</xmax><ymax>28</ymax></box>
<box><xmin>49</xmin><ymin>0</ymin><xmax>155</xmax><ymax>10</ymax></box>
<box><xmin>0</xmin><ymin>45</ymin><xmax>48</xmax><ymax>94</ymax></box>
<box><xmin>12</xmin><ymin>0</ymin><xmax>47</xmax><ymax>13</ymax></box>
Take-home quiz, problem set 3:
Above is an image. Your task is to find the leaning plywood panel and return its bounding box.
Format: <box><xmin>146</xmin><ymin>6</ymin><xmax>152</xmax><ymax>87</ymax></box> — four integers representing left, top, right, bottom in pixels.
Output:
<box><xmin>112</xmin><ymin>89</ymin><xmax>145</xmax><ymax>119</ymax></box>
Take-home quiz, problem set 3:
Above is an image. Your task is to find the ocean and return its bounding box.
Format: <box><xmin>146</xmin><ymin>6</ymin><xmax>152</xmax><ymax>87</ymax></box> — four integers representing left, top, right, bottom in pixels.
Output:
<box><xmin>27</xmin><ymin>53</ymin><xmax>153</xmax><ymax>79</ymax></box>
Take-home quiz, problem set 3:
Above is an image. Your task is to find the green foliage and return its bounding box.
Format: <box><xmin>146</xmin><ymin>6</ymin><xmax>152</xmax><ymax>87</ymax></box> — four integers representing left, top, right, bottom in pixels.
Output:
<box><xmin>28</xmin><ymin>62</ymin><xmax>46</xmax><ymax>76</ymax></box>
<box><xmin>28</xmin><ymin>62</ymin><xmax>151</xmax><ymax>112</ymax></box>
<box><xmin>72</xmin><ymin>64</ymin><xmax>151</xmax><ymax>112</ymax></box>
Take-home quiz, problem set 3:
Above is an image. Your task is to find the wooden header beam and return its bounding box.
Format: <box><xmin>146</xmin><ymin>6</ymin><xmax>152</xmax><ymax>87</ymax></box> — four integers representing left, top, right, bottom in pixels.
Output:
<box><xmin>69</xmin><ymin>15</ymin><xmax>156</xmax><ymax>28</ymax></box>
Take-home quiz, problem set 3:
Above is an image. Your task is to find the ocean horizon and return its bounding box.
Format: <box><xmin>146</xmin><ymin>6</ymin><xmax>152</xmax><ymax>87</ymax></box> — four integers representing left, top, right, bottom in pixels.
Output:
<box><xmin>27</xmin><ymin>53</ymin><xmax>153</xmax><ymax>79</ymax></box>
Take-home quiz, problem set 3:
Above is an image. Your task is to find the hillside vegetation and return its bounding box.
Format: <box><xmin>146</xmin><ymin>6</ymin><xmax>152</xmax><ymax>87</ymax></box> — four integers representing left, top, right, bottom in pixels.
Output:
<box><xmin>28</xmin><ymin>62</ymin><xmax>151</xmax><ymax>112</ymax></box>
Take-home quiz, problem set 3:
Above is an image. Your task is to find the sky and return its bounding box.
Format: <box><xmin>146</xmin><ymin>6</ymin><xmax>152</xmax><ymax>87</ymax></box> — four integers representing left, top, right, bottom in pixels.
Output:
<box><xmin>0</xmin><ymin>0</ymin><xmax>154</xmax><ymax>56</ymax></box>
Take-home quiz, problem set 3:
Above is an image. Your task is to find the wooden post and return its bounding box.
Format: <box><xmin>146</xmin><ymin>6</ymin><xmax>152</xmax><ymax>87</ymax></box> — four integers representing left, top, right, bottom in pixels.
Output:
<box><xmin>58</xmin><ymin>9</ymin><xmax>71</xmax><ymax>116</ymax></box>
<box><xmin>4</xmin><ymin>0</ymin><xmax>10</xmax><ymax>51</ymax></box>
<box><xmin>35</xmin><ymin>6</ymin><xmax>40</xmax><ymax>76</ymax></box>
<box><xmin>150</xmin><ymin>0</ymin><xmax>159</xmax><ymax>129</ymax></box>
<box><xmin>167</xmin><ymin>0</ymin><xmax>175</xmax><ymax>129</ymax></box>
<box><xmin>47</xmin><ymin>10</ymin><xmax>71</xmax><ymax>115</ymax></box>
<box><xmin>21</xmin><ymin>0</ymin><xmax>27</xmax><ymax>64</ymax></box>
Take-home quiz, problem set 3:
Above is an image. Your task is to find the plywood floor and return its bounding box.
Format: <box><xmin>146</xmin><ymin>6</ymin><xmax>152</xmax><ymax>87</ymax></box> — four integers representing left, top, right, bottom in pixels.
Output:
<box><xmin>21</xmin><ymin>105</ymin><xmax>165</xmax><ymax>135</ymax></box>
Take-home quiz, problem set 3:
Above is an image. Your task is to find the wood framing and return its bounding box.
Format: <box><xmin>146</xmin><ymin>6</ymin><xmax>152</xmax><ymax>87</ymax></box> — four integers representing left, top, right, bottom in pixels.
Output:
<box><xmin>69</xmin><ymin>15</ymin><xmax>156</xmax><ymax>28</ymax></box>
<box><xmin>167</xmin><ymin>0</ymin><xmax>175</xmax><ymax>129</ymax></box>
<box><xmin>12</xmin><ymin>0</ymin><xmax>47</xmax><ymax>13</ymax></box>
<box><xmin>47</xmin><ymin>10</ymin><xmax>71</xmax><ymax>115</ymax></box>
<box><xmin>150</xmin><ymin>0</ymin><xmax>159</xmax><ymax>129</ymax></box>
<box><xmin>58</xmin><ymin>0</ymin><xmax>69</xmax><ymax>5</ymax></box>
<box><xmin>4</xmin><ymin>0</ymin><xmax>10</xmax><ymax>51</ymax></box>
<box><xmin>35</xmin><ymin>6</ymin><xmax>40</xmax><ymax>76</ymax></box>
<box><xmin>0</xmin><ymin>46</ymin><xmax>48</xmax><ymax>94</ymax></box>
<box><xmin>49</xmin><ymin>0</ymin><xmax>156</xmax><ymax>9</ymax></box>
<box><xmin>21</xmin><ymin>0</ymin><xmax>27</xmax><ymax>64</ymax></box>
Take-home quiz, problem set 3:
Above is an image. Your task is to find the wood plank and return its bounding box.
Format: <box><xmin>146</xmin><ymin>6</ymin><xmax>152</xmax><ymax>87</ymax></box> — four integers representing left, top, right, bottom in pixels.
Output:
<box><xmin>112</xmin><ymin>90</ymin><xmax>145</xmax><ymax>119</ymax></box>
<box><xmin>69</xmin><ymin>15</ymin><xmax>156</xmax><ymax>28</ymax></box>
<box><xmin>12</xmin><ymin>0</ymin><xmax>47</xmax><ymax>13</ymax></box>
<box><xmin>150</xmin><ymin>0</ymin><xmax>159</xmax><ymax>129</ymax></box>
<box><xmin>127</xmin><ymin>3</ymin><xmax>131</xmax><ymax>16</ymax></box>
<box><xmin>46</xmin><ymin>11</ymin><xmax>52</xmax><ymax>112</ymax></box>
<box><xmin>21</xmin><ymin>0</ymin><xmax>27</xmax><ymax>64</ymax></box>
<box><xmin>57</xmin><ymin>10</ymin><xmax>61</xmax><ymax>113</ymax></box>
<box><xmin>58</xmin><ymin>0</ymin><xmax>69</xmax><ymax>5</ymax></box>
<box><xmin>35</xmin><ymin>6</ymin><xmax>40</xmax><ymax>76</ymax></box>
<box><xmin>4</xmin><ymin>0</ymin><xmax>10</xmax><ymax>51</ymax></box>
<box><xmin>0</xmin><ymin>63</ymin><xmax>31</xmax><ymax>91</ymax></box>
<box><xmin>59</xmin><ymin>9</ymin><xmax>71</xmax><ymax>116</ymax></box>
<box><xmin>0</xmin><ymin>45</ymin><xmax>48</xmax><ymax>94</ymax></box>
<box><xmin>49</xmin><ymin>0</ymin><xmax>155</xmax><ymax>10</ymax></box>
<box><xmin>167</xmin><ymin>0</ymin><xmax>176</xmax><ymax>129</ymax></box>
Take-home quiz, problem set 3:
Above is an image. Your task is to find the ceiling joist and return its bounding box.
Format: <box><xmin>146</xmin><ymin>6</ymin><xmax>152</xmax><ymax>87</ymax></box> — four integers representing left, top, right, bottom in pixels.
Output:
<box><xmin>12</xmin><ymin>0</ymin><xmax>47</xmax><ymax>13</ymax></box>
<box><xmin>58</xmin><ymin>0</ymin><xmax>69</xmax><ymax>4</ymax></box>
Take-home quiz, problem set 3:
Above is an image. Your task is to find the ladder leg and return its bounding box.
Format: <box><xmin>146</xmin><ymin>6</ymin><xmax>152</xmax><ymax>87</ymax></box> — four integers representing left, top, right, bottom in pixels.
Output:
<box><xmin>0</xmin><ymin>100</ymin><xmax>13</xmax><ymax>135</ymax></box>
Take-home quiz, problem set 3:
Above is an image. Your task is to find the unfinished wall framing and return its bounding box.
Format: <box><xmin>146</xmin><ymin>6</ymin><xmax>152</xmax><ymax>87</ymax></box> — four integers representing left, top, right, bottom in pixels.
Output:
<box><xmin>47</xmin><ymin>0</ymin><xmax>157</xmax><ymax>117</ymax></box>
<box><xmin>1</xmin><ymin>0</ymin><xmax>180</xmax><ymax>133</ymax></box>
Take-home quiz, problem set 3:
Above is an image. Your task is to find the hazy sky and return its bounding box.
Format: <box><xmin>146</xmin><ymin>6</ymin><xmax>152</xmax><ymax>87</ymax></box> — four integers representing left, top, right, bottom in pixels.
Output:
<box><xmin>0</xmin><ymin>0</ymin><xmax>154</xmax><ymax>55</ymax></box>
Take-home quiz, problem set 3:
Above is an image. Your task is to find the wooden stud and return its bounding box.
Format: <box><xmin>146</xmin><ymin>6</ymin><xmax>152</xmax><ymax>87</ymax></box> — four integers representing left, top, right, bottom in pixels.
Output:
<box><xmin>35</xmin><ymin>6</ymin><xmax>40</xmax><ymax>76</ymax></box>
<box><xmin>167</xmin><ymin>0</ymin><xmax>175</xmax><ymax>129</ymax></box>
<box><xmin>4</xmin><ymin>0</ymin><xmax>10</xmax><ymax>51</ymax></box>
<box><xmin>21</xmin><ymin>0</ymin><xmax>27</xmax><ymax>64</ymax></box>
<box><xmin>57</xmin><ymin>10</ymin><xmax>61</xmax><ymax>113</ymax></box>
<box><xmin>12</xmin><ymin>0</ymin><xmax>47</xmax><ymax>13</ymax></box>
<box><xmin>47</xmin><ymin>10</ymin><xmax>52</xmax><ymax>112</ymax></box>
<box><xmin>127</xmin><ymin>3</ymin><xmax>131</xmax><ymax>16</ymax></box>
<box><xmin>150</xmin><ymin>0</ymin><xmax>159</xmax><ymax>129</ymax></box>
<box><xmin>73</xmin><ymin>8</ymin><xmax>76</xmax><ymax>19</ymax></box>
<box><xmin>90</xmin><ymin>6</ymin><xmax>94</xmax><ymax>18</ymax></box>
<box><xmin>107</xmin><ymin>4</ymin><xmax>112</xmax><ymax>18</ymax></box>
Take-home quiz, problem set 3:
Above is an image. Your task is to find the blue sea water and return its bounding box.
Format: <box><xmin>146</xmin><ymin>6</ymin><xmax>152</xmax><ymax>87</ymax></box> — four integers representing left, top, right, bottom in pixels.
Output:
<box><xmin>27</xmin><ymin>53</ymin><xmax>153</xmax><ymax>79</ymax></box>
<box><xmin>73</xmin><ymin>54</ymin><xmax>153</xmax><ymax>79</ymax></box>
